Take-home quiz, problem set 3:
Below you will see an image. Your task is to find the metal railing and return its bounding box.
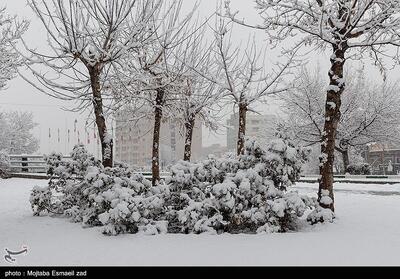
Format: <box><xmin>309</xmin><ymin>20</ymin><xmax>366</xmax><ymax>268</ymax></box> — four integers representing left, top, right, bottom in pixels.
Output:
<box><xmin>9</xmin><ymin>155</ymin><xmax>71</xmax><ymax>174</ymax></box>
<box><xmin>299</xmin><ymin>174</ymin><xmax>400</xmax><ymax>184</ymax></box>
<box><xmin>7</xmin><ymin>156</ymin><xmax>400</xmax><ymax>185</ymax></box>
<box><xmin>7</xmin><ymin>155</ymin><xmax>169</xmax><ymax>180</ymax></box>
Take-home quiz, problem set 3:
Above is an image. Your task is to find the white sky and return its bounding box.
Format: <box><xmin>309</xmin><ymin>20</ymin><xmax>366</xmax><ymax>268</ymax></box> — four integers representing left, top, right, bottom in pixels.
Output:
<box><xmin>0</xmin><ymin>0</ymin><xmax>395</xmax><ymax>155</ymax></box>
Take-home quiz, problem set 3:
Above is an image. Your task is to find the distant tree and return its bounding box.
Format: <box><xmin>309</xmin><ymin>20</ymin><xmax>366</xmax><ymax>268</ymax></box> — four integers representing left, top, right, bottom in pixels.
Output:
<box><xmin>0</xmin><ymin>111</ymin><xmax>39</xmax><ymax>155</ymax></box>
<box><xmin>0</xmin><ymin>7</ymin><xmax>28</xmax><ymax>90</ymax></box>
<box><xmin>226</xmin><ymin>0</ymin><xmax>400</xmax><ymax>211</ymax></box>
<box><xmin>0</xmin><ymin>150</ymin><xmax>11</xmax><ymax>178</ymax></box>
<box><xmin>282</xmin><ymin>67</ymin><xmax>400</xmax><ymax>173</ymax></box>
<box><xmin>1</xmin><ymin>113</ymin><xmax>10</xmax><ymax>149</ymax></box>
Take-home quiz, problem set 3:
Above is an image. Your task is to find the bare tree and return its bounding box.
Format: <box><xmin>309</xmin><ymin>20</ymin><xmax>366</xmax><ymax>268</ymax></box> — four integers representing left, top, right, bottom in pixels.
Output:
<box><xmin>20</xmin><ymin>0</ymin><xmax>159</xmax><ymax>167</ymax></box>
<box><xmin>0</xmin><ymin>7</ymin><xmax>28</xmax><ymax>90</ymax></box>
<box><xmin>226</xmin><ymin>0</ymin><xmax>400</xmax><ymax>211</ymax></box>
<box><xmin>112</xmin><ymin>0</ymin><xmax>200</xmax><ymax>185</ymax></box>
<box><xmin>210</xmin><ymin>18</ymin><xmax>295</xmax><ymax>155</ymax></box>
<box><xmin>172</xmin><ymin>26</ymin><xmax>223</xmax><ymax>162</ymax></box>
<box><xmin>282</xmin><ymin>66</ymin><xmax>400</xmax><ymax>173</ymax></box>
<box><xmin>179</xmin><ymin>81</ymin><xmax>221</xmax><ymax>162</ymax></box>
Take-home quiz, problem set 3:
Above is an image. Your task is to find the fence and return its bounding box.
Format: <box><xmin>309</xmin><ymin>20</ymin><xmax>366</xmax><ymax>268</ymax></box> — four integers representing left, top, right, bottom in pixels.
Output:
<box><xmin>6</xmin><ymin>155</ymin><xmax>400</xmax><ymax>184</ymax></box>
<box><xmin>9</xmin><ymin>155</ymin><xmax>71</xmax><ymax>174</ymax></box>
<box><xmin>7</xmin><ymin>155</ymin><xmax>169</xmax><ymax>180</ymax></box>
<box><xmin>299</xmin><ymin>174</ymin><xmax>400</xmax><ymax>184</ymax></box>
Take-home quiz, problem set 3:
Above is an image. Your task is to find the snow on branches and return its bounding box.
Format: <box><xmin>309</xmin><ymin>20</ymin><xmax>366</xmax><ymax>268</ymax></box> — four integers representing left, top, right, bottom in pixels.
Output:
<box><xmin>0</xmin><ymin>7</ymin><xmax>28</xmax><ymax>90</ymax></box>
<box><xmin>206</xmin><ymin>14</ymin><xmax>298</xmax><ymax>155</ymax></box>
<box><xmin>21</xmin><ymin>0</ymin><xmax>163</xmax><ymax>167</ymax></box>
<box><xmin>0</xmin><ymin>150</ymin><xmax>11</xmax><ymax>178</ymax></box>
<box><xmin>0</xmin><ymin>111</ymin><xmax>39</xmax><ymax>155</ymax></box>
<box><xmin>225</xmin><ymin>0</ymin><xmax>400</xmax><ymax>212</ymax></box>
<box><xmin>281</xmin><ymin>66</ymin><xmax>400</xmax><ymax>171</ymax></box>
<box><xmin>110</xmin><ymin>1</ymin><xmax>210</xmax><ymax>182</ymax></box>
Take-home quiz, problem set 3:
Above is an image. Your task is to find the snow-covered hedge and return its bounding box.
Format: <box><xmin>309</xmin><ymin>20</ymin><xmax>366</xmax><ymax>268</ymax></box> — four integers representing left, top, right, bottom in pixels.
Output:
<box><xmin>30</xmin><ymin>136</ymin><xmax>326</xmax><ymax>236</ymax></box>
<box><xmin>346</xmin><ymin>163</ymin><xmax>371</xmax><ymax>175</ymax></box>
<box><xmin>0</xmin><ymin>150</ymin><xmax>11</xmax><ymax>178</ymax></box>
<box><xmin>165</xmin><ymin>135</ymin><xmax>315</xmax><ymax>234</ymax></box>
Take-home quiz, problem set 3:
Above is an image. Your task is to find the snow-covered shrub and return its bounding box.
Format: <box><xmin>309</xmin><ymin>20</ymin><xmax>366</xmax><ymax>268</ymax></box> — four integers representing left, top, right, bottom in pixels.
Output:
<box><xmin>307</xmin><ymin>190</ymin><xmax>335</xmax><ymax>224</ymax></box>
<box><xmin>30</xmin><ymin>186</ymin><xmax>52</xmax><ymax>216</ymax></box>
<box><xmin>78</xmin><ymin>165</ymin><xmax>157</xmax><ymax>229</ymax></box>
<box><xmin>98</xmin><ymin>183</ymin><xmax>170</xmax><ymax>235</ymax></box>
<box><xmin>265</xmin><ymin>132</ymin><xmax>312</xmax><ymax>190</ymax></box>
<box><xmin>29</xmin><ymin>136</ymin><xmax>326</xmax><ymax>236</ymax></box>
<box><xmin>307</xmin><ymin>205</ymin><xmax>335</xmax><ymax>225</ymax></box>
<box><xmin>346</xmin><ymin>163</ymin><xmax>371</xmax><ymax>175</ymax></box>
<box><xmin>30</xmin><ymin>144</ymin><xmax>164</xmax><ymax>235</ymax></box>
<box><xmin>165</xmin><ymin>135</ymin><xmax>315</xmax><ymax>234</ymax></box>
<box><xmin>30</xmin><ymin>145</ymin><xmax>103</xmax><ymax>216</ymax></box>
<box><xmin>0</xmin><ymin>150</ymin><xmax>11</xmax><ymax>178</ymax></box>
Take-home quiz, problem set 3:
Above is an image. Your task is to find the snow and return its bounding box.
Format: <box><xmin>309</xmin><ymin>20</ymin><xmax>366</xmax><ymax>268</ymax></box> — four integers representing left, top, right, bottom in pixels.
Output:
<box><xmin>327</xmin><ymin>85</ymin><xmax>341</xmax><ymax>93</ymax></box>
<box><xmin>1</xmin><ymin>178</ymin><xmax>400</xmax><ymax>266</ymax></box>
<box><xmin>319</xmin><ymin>190</ymin><xmax>333</xmax><ymax>206</ymax></box>
<box><xmin>327</xmin><ymin>102</ymin><xmax>336</xmax><ymax>109</ymax></box>
<box><xmin>319</xmin><ymin>153</ymin><xmax>328</xmax><ymax>166</ymax></box>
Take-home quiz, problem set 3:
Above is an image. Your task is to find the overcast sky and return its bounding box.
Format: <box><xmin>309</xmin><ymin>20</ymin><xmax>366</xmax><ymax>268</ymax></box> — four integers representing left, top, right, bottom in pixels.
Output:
<box><xmin>1</xmin><ymin>0</ymin><xmax>396</xmax><ymax>155</ymax></box>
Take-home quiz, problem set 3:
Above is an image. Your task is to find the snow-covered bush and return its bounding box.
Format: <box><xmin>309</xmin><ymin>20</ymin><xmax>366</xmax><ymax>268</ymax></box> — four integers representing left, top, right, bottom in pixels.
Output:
<box><xmin>346</xmin><ymin>163</ymin><xmax>371</xmax><ymax>175</ymax></box>
<box><xmin>165</xmin><ymin>135</ymin><xmax>316</xmax><ymax>234</ymax></box>
<box><xmin>30</xmin><ymin>145</ymin><xmax>166</xmax><ymax>235</ymax></box>
<box><xmin>30</xmin><ymin>136</ymin><xmax>324</xmax><ymax>236</ymax></box>
<box><xmin>0</xmin><ymin>150</ymin><xmax>11</xmax><ymax>178</ymax></box>
<box><xmin>30</xmin><ymin>186</ymin><xmax>52</xmax><ymax>216</ymax></box>
<box><xmin>98</xmin><ymin>183</ymin><xmax>170</xmax><ymax>235</ymax></box>
<box><xmin>30</xmin><ymin>145</ymin><xmax>103</xmax><ymax>217</ymax></box>
<box><xmin>307</xmin><ymin>190</ymin><xmax>335</xmax><ymax>224</ymax></box>
<box><xmin>307</xmin><ymin>205</ymin><xmax>335</xmax><ymax>225</ymax></box>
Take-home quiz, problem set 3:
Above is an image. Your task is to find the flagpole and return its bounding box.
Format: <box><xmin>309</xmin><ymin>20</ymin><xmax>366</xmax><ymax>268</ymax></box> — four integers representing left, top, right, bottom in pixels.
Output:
<box><xmin>64</xmin><ymin>118</ymin><xmax>67</xmax><ymax>155</ymax></box>
<box><xmin>48</xmin><ymin>128</ymin><xmax>51</xmax><ymax>155</ymax></box>
<box><xmin>57</xmin><ymin>128</ymin><xmax>60</xmax><ymax>153</ymax></box>
<box><xmin>74</xmin><ymin>119</ymin><xmax>78</xmax><ymax>146</ymax></box>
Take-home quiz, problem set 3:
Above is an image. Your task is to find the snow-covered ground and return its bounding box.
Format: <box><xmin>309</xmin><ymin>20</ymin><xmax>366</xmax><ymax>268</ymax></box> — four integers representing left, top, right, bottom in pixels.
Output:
<box><xmin>1</xmin><ymin>178</ymin><xmax>400</xmax><ymax>266</ymax></box>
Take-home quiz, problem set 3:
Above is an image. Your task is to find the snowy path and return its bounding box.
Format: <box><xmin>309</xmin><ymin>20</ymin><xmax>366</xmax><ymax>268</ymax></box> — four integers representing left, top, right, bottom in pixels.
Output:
<box><xmin>1</xmin><ymin>178</ymin><xmax>400</xmax><ymax>266</ymax></box>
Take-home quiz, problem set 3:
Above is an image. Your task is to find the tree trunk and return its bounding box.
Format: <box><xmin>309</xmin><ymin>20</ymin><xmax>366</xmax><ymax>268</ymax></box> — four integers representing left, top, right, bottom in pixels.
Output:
<box><xmin>152</xmin><ymin>88</ymin><xmax>164</xmax><ymax>186</ymax></box>
<box><xmin>319</xmin><ymin>44</ymin><xmax>347</xmax><ymax>212</ymax></box>
<box><xmin>342</xmin><ymin>149</ymin><xmax>350</xmax><ymax>174</ymax></box>
<box><xmin>237</xmin><ymin>103</ymin><xmax>248</xmax><ymax>156</ymax></box>
<box><xmin>183</xmin><ymin>115</ymin><xmax>195</xmax><ymax>162</ymax></box>
<box><xmin>89</xmin><ymin>67</ymin><xmax>113</xmax><ymax>168</ymax></box>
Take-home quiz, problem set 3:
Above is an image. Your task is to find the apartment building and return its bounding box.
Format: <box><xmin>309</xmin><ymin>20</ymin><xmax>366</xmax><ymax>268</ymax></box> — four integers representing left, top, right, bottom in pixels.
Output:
<box><xmin>115</xmin><ymin>114</ymin><xmax>202</xmax><ymax>168</ymax></box>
